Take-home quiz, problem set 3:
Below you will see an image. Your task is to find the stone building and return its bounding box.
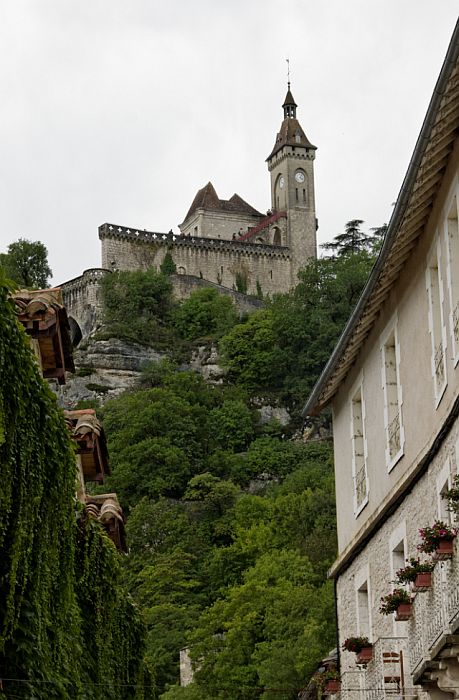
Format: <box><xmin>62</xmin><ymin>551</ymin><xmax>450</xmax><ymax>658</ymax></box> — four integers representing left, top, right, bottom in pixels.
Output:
<box><xmin>61</xmin><ymin>85</ymin><xmax>317</xmax><ymax>338</ymax></box>
<box><xmin>304</xmin><ymin>19</ymin><xmax>459</xmax><ymax>700</ymax></box>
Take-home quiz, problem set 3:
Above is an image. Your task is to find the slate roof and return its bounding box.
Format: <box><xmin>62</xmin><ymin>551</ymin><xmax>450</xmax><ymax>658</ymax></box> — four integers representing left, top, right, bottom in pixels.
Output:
<box><xmin>267</xmin><ymin>117</ymin><xmax>316</xmax><ymax>160</ymax></box>
<box><xmin>183</xmin><ymin>182</ymin><xmax>262</xmax><ymax>222</ymax></box>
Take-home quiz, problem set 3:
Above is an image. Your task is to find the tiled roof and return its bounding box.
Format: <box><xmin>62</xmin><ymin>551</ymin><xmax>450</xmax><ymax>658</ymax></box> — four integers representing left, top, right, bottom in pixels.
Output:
<box><xmin>303</xmin><ymin>19</ymin><xmax>459</xmax><ymax>417</ymax></box>
<box><xmin>64</xmin><ymin>409</ymin><xmax>110</xmax><ymax>481</ymax></box>
<box><xmin>267</xmin><ymin>117</ymin><xmax>316</xmax><ymax>161</ymax></box>
<box><xmin>13</xmin><ymin>287</ymin><xmax>75</xmax><ymax>382</ymax></box>
<box><xmin>85</xmin><ymin>493</ymin><xmax>127</xmax><ymax>552</ymax></box>
<box><xmin>183</xmin><ymin>182</ymin><xmax>262</xmax><ymax>222</ymax></box>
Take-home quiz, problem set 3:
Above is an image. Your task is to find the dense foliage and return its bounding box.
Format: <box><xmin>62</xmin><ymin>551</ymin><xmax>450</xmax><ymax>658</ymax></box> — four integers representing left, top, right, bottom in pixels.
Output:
<box><xmin>96</xmin><ymin>224</ymin><xmax>379</xmax><ymax>697</ymax></box>
<box><xmin>0</xmin><ymin>238</ymin><xmax>52</xmax><ymax>288</ymax></box>
<box><xmin>0</xmin><ymin>273</ymin><xmax>148</xmax><ymax>699</ymax></box>
<box><xmin>100</xmin><ymin>364</ymin><xmax>336</xmax><ymax>699</ymax></box>
<box><xmin>220</xmin><ymin>249</ymin><xmax>375</xmax><ymax>412</ymax></box>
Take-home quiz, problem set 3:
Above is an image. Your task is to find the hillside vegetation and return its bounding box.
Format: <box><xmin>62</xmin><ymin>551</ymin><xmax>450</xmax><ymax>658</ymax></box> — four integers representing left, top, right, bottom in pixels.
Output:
<box><xmin>95</xmin><ymin>229</ymin><xmax>378</xmax><ymax>699</ymax></box>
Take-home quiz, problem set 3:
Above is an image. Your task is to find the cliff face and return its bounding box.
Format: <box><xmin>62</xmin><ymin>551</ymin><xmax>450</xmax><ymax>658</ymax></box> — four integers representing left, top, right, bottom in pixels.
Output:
<box><xmin>56</xmin><ymin>337</ymin><xmax>228</xmax><ymax>407</ymax></box>
<box><xmin>56</xmin><ymin>337</ymin><xmax>169</xmax><ymax>407</ymax></box>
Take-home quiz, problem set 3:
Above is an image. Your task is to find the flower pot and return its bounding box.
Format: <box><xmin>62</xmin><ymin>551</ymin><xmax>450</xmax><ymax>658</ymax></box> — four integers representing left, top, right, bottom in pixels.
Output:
<box><xmin>395</xmin><ymin>602</ymin><xmax>412</xmax><ymax>621</ymax></box>
<box><xmin>356</xmin><ymin>646</ymin><xmax>373</xmax><ymax>664</ymax></box>
<box><xmin>412</xmin><ymin>572</ymin><xmax>432</xmax><ymax>592</ymax></box>
<box><xmin>325</xmin><ymin>679</ymin><xmax>341</xmax><ymax>694</ymax></box>
<box><xmin>433</xmin><ymin>540</ymin><xmax>454</xmax><ymax>561</ymax></box>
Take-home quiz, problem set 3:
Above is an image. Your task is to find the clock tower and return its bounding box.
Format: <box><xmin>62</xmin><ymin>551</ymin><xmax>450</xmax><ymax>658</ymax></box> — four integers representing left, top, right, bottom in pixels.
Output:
<box><xmin>266</xmin><ymin>85</ymin><xmax>317</xmax><ymax>283</ymax></box>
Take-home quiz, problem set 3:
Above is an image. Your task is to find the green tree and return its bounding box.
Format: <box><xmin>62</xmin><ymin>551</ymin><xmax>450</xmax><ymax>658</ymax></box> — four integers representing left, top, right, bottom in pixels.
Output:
<box><xmin>172</xmin><ymin>287</ymin><xmax>238</xmax><ymax>341</ymax></box>
<box><xmin>321</xmin><ymin>219</ymin><xmax>370</xmax><ymax>256</ymax></box>
<box><xmin>101</xmin><ymin>267</ymin><xmax>174</xmax><ymax>346</ymax></box>
<box><xmin>0</xmin><ymin>238</ymin><xmax>52</xmax><ymax>288</ymax></box>
<box><xmin>219</xmin><ymin>309</ymin><xmax>284</xmax><ymax>392</ymax></box>
<box><xmin>160</xmin><ymin>251</ymin><xmax>177</xmax><ymax>276</ymax></box>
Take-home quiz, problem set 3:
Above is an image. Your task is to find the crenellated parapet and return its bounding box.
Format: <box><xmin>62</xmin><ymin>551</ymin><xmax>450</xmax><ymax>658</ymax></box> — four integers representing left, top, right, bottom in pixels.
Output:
<box><xmin>61</xmin><ymin>268</ymin><xmax>111</xmax><ymax>342</ymax></box>
<box><xmin>99</xmin><ymin>223</ymin><xmax>290</xmax><ymax>259</ymax></box>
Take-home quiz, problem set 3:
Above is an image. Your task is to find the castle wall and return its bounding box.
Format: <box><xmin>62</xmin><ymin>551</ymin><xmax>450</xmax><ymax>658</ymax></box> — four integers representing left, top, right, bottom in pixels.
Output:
<box><xmin>100</xmin><ymin>225</ymin><xmax>292</xmax><ymax>296</ymax></box>
<box><xmin>61</xmin><ymin>268</ymin><xmax>109</xmax><ymax>338</ymax></box>
<box><xmin>171</xmin><ymin>274</ymin><xmax>264</xmax><ymax>314</ymax></box>
<box><xmin>180</xmin><ymin>208</ymin><xmax>262</xmax><ymax>241</ymax></box>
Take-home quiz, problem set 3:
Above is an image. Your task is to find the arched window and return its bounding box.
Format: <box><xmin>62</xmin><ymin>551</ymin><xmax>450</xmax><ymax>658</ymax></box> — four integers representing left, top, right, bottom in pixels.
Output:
<box><xmin>178</xmin><ymin>266</ymin><xmax>186</xmax><ymax>275</ymax></box>
<box><xmin>273</xmin><ymin>227</ymin><xmax>281</xmax><ymax>246</ymax></box>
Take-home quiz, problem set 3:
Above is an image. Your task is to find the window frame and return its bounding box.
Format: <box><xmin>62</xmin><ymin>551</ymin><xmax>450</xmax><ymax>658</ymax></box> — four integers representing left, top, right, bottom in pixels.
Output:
<box><xmin>380</xmin><ymin>316</ymin><xmax>405</xmax><ymax>472</ymax></box>
<box><xmin>349</xmin><ymin>373</ymin><xmax>369</xmax><ymax>517</ymax></box>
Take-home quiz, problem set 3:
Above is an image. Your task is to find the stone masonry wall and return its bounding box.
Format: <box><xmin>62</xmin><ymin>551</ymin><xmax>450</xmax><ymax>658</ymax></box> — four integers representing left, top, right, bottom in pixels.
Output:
<box><xmin>336</xmin><ymin>413</ymin><xmax>459</xmax><ymax>681</ymax></box>
<box><xmin>100</xmin><ymin>225</ymin><xmax>292</xmax><ymax>296</ymax></box>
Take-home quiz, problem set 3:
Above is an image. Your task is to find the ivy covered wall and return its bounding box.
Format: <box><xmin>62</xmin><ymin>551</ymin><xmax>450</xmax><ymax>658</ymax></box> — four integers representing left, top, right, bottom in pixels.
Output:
<box><xmin>0</xmin><ymin>275</ymin><xmax>149</xmax><ymax>699</ymax></box>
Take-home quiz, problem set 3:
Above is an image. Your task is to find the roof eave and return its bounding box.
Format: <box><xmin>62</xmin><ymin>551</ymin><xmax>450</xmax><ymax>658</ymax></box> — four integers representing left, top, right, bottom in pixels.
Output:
<box><xmin>302</xmin><ymin>19</ymin><xmax>459</xmax><ymax>418</ymax></box>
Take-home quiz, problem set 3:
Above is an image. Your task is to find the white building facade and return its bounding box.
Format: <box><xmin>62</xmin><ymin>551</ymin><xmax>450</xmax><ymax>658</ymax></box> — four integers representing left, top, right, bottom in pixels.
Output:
<box><xmin>304</xmin><ymin>20</ymin><xmax>459</xmax><ymax>700</ymax></box>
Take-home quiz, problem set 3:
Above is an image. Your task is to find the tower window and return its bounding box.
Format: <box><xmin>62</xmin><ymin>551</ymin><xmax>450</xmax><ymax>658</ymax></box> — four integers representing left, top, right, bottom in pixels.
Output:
<box><xmin>303</xmin><ymin>189</ymin><xmax>306</xmax><ymax>203</ymax></box>
<box><xmin>295</xmin><ymin>188</ymin><xmax>298</xmax><ymax>203</ymax></box>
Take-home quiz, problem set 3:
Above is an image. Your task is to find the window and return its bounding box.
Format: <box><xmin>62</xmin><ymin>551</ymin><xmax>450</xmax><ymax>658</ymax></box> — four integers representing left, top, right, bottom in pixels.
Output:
<box><xmin>350</xmin><ymin>382</ymin><xmax>368</xmax><ymax>515</ymax></box>
<box><xmin>437</xmin><ymin>459</ymin><xmax>453</xmax><ymax>523</ymax></box>
<box><xmin>445</xmin><ymin>196</ymin><xmax>459</xmax><ymax>365</ymax></box>
<box><xmin>355</xmin><ymin>565</ymin><xmax>372</xmax><ymax>640</ymax></box>
<box><xmin>381</xmin><ymin>322</ymin><xmax>404</xmax><ymax>470</ymax></box>
<box><xmin>426</xmin><ymin>242</ymin><xmax>447</xmax><ymax>404</ymax></box>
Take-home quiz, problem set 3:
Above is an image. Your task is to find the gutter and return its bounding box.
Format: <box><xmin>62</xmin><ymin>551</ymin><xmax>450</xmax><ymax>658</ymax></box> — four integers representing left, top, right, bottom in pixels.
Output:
<box><xmin>302</xmin><ymin>18</ymin><xmax>459</xmax><ymax>418</ymax></box>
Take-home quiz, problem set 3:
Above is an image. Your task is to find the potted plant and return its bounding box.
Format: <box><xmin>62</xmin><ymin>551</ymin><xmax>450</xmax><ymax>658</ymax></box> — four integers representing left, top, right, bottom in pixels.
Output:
<box><xmin>312</xmin><ymin>668</ymin><xmax>341</xmax><ymax>696</ymax></box>
<box><xmin>418</xmin><ymin>521</ymin><xmax>458</xmax><ymax>560</ymax></box>
<box><xmin>395</xmin><ymin>557</ymin><xmax>434</xmax><ymax>591</ymax></box>
<box><xmin>324</xmin><ymin>672</ymin><xmax>341</xmax><ymax>695</ymax></box>
<box><xmin>342</xmin><ymin>636</ymin><xmax>372</xmax><ymax>663</ymax></box>
<box><xmin>379</xmin><ymin>588</ymin><xmax>412</xmax><ymax>620</ymax></box>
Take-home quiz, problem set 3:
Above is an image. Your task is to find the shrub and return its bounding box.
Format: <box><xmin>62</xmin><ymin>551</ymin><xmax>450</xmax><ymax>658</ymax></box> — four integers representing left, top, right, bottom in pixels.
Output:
<box><xmin>379</xmin><ymin>588</ymin><xmax>411</xmax><ymax>615</ymax></box>
<box><xmin>417</xmin><ymin>521</ymin><xmax>458</xmax><ymax>554</ymax></box>
<box><xmin>172</xmin><ymin>287</ymin><xmax>238</xmax><ymax>341</ymax></box>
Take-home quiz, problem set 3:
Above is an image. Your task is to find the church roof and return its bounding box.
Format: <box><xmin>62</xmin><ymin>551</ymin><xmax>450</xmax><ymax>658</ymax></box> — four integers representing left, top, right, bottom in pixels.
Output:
<box><xmin>282</xmin><ymin>88</ymin><xmax>297</xmax><ymax>108</ymax></box>
<box><xmin>183</xmin><ymin>182</ymin><xmax>262</xmax><ymax>222</ymax></box>
<box><xmin>267</xmin><ymin>117</ymin><xmax>316</xmax><ymax>160</ymax></box>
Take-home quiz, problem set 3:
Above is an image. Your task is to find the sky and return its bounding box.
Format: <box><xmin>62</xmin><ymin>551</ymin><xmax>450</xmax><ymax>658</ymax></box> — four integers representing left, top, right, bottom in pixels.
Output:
<box><xmin>0</xmin><ymin>1</ymin><xmax>458</xmax><ymax>285</ymax></box>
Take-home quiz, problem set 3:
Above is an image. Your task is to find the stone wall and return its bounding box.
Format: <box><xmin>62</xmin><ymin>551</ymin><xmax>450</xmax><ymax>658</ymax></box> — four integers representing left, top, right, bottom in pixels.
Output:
<box><xmin>171</xmin><ymin>274</ymin><xmax>264</xmax><ymax>314</ymax></box>
<box><xmin>61</xmin><ymin>268</ymin><xmax>109</xmax><ymax>340</ymax></box>
<box><xmin>336</xmin><ymin>413</ymin><xmax>459</xmax><ymax>683</ymax></box>
<box><xmin>100</xmin><ymin>225</ymin><xmax>292</xmax><ymax>296</ymax></box>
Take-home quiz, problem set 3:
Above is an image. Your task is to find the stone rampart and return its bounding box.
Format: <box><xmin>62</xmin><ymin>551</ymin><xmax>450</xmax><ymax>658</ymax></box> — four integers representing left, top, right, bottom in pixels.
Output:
<box><xmin>171</xmin><ymin>274</ymin><xmax>264</xmax><ymax>314</ymax></box>
<box><xmin>61</xmin><ymin>268</ymin><xmax>111</xmax><ymax>340</ymax></box>
<box><xmin>99</xmin><ymin>224</ymin><xmax>291</xmax><ymax>296</ymax></box>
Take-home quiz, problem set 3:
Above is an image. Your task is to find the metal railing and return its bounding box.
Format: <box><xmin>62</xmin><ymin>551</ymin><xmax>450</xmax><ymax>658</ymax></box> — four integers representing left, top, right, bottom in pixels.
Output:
<box><xmin>409</xmin><ymin>540</ymin><xmax>459</xmax><ymax>676</ymax></box>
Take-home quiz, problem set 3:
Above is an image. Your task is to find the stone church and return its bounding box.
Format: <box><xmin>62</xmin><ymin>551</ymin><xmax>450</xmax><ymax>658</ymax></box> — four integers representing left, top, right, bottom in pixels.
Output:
<box><xmin>62</xmin><ymin>86</ymin><xmax>318</xmax><ymax>338</ymax></box>
<box><xmin>99</xmin><ymin>85</ymin><xmax>318</xmax><ymax>297</ymax></box>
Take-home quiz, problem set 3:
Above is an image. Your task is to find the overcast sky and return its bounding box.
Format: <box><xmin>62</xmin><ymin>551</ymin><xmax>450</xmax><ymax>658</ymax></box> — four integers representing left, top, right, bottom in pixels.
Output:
<box><xmin>1</xmin><ymin>1</ymin><xmax>458</xmax><ymax>285</ymax></box>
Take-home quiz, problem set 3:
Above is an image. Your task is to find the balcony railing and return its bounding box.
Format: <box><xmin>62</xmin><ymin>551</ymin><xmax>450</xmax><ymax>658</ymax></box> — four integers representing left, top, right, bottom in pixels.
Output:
<box><xmin>434</xmin><ymin>341</ymin><xmax>445</xmax><ymax>391</ymax></box>
<box><xmin>337</xmin><ymin>638</ymin><xmax>419</xmax><ymax>700</ymax></box>
<box><xmin>409</xmin><ymin>540</ymin><xmax>459</xmax><ymax>677</ymax></box>
<box><xmin>388</xmin><ymin>413</ymin><xmax>401</xmax><ymax>460</ymax></box>
<box><xmin>453</xmin><ymin>302</ymin><xmax>459</xmax><ymax>344</ymax></box>
<box><xmin>355</xmin><ymin>465</ymin><xmax>368</xmax><ymax>509</ymax></box>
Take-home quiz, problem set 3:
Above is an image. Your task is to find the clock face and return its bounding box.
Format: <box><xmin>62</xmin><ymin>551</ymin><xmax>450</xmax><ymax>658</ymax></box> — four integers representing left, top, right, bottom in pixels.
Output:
<box><xmin>295</xmin><ymin>171</ymin><xmax>305</xmax><ymax>183</ymax></box>
<box><xmin>279</xmin><ymin>176</ymin><xmax>285</xmax><ymax>189</ymax></box>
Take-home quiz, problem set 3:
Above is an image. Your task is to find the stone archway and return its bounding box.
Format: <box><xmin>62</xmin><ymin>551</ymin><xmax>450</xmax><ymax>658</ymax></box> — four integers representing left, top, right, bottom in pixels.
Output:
<box><xmin>68</xmin><ymin>316</ymin><xmax>83</xmax><ymax>348</ymax></box>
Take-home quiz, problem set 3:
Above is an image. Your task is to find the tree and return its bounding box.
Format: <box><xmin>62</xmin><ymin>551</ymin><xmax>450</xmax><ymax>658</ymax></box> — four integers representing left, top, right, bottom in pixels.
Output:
<box><xmin>160</xmin><ymin>251</ymin><xmax>177</xmax><ymax>276</ymax></box>
<box><xmin>0</xmin><ymin>238</ymin><xmax>52</xmax><ymax>288</ymax></box>
<box><xmin>172</xmin><ymin>287</ymin><xmax>238</xmax><ymax>341</ymax></box>
<box><xmin>321</xmin><ymin>219</ymin><xmax>370</xmax><ymax>256</ymax></box>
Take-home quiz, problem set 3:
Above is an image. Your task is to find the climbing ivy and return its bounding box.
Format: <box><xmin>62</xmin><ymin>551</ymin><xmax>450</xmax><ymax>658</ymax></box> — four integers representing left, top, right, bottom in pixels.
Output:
<box><xmin>0</xmin><ymin>273</ymin><xmax>149</xmax><ymax>699</ymax></box>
